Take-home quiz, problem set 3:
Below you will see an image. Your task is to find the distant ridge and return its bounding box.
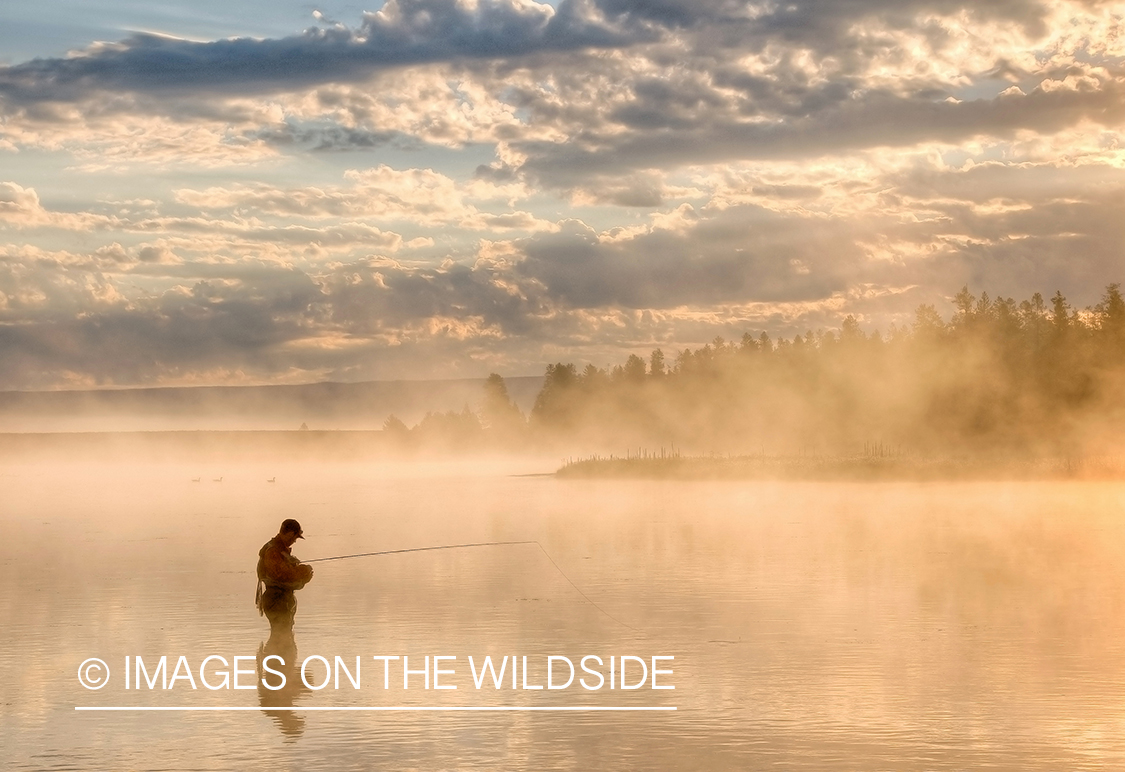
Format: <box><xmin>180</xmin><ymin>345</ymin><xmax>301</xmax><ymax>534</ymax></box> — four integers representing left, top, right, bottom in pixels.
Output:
<box><xmin>0</xmin><ymin>376</ymin><xmax>544</xmax><ymax>433</ymax></box>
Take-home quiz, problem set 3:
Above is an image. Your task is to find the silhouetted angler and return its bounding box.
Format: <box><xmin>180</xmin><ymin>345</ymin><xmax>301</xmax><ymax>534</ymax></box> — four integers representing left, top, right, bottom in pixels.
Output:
<box><xmin>255</xmin><ymin>519</ymin><xmax>313</xmax><ymax>634</ymax></box>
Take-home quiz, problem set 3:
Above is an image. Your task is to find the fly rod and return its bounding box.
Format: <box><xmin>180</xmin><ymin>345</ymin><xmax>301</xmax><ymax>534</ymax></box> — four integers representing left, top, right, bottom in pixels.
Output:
<box><xmin>305</xmin><ymin>540</ymin><xmax>537</xmax><ymax>563</ymax></box>
<box><xmin>305</xmin><ymin>540</ymin><xmax>637</xmax><ymax>631</ymax></box>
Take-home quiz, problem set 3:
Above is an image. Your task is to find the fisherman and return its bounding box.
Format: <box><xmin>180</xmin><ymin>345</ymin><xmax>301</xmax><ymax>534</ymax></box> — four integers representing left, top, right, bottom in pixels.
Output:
<box><xmin>255</xmin><ymin>518</ymin><xmax>314</xmax><ymax>633</ymax></box>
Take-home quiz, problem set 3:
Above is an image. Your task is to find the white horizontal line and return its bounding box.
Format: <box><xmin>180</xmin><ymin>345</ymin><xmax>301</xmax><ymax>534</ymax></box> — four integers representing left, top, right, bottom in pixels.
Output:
<box><xmin>76</xmin><ymin>706</ymin><xmax>676</xmax><ymax>712</ymax></box>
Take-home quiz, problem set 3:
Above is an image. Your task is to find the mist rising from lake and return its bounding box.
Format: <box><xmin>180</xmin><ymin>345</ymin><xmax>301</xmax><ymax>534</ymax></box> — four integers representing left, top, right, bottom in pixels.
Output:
<box><xmin>4</xmin><ymin>460</ymin><xmax>1124</xmax><ymax>770</ymax></box>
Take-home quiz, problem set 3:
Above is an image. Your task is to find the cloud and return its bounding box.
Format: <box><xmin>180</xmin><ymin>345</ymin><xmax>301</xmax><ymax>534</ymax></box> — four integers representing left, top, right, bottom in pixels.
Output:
<box><xmin>514</xmin><ymin>208</ymin><xmax>874</xmax><ymax>309</ymax></box>
<box><xmin>0</xmin><ymin>182</ymin><xmax>46</xmax><ymax>222</ymax></box>
<box><xmin>0</xmin><ymin>253</ymin><xmax>328</xmax><ymax>387</ymax></box>
<box><xmin>3</xmin><ymin>0</ymin><xmax>1119</xmax><ymax>176</ymax></box>
<box><xmin>0</xmin><ymin>0</ymin><xmax>635</xmax><ymax>103</ymax></box>
<box><xmin>593</xmin><ymin>0</ymin><xmax>1073</xmax><ymax>51</ymax></box>
<box><xmin>0</xmin><ymin>182</ymin><xmax>119</xmax><ymax>229</ymax></box>
<box><xmin>0</xmin><ymin>182</ymin><xmax>409</xmax><ymax>259</ymax></box>
<box><xmin>0</xmin><ymin>0</ymin><xmax>1086</xmax><ymax>109</ymax></box>
<box><xmin>175</xmin><ymin>164</ymin><xmax>553</xmax><ymax>232</ymax></box>
<box><xmin>521</xmin><ymin>68</ymin><xmax>1125</xmax><ymax>187</ymax></box>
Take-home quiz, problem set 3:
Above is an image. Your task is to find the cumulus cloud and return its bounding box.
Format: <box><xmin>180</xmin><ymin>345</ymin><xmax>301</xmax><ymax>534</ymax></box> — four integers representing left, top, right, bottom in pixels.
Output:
<box><xmin>0</xmin><ymin>183</ymin><xmax>46</xmax><ymax>222</ymax></box>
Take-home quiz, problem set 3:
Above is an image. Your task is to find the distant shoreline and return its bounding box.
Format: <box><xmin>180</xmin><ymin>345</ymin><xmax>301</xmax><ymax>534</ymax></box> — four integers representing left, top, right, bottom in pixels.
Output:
<box><xmin>2</xmin><ymin>432</ymin><xmax>1121</xmax><ymax>480</ymax></box>
<box><xmin>555</xmin><ymin>454</ymin><xmax>1125</xmax><ymax>481</ymax></box>
<box><xmin>0</xmin><ymin>430</ymin><xmax>391</xmax><ymax>461</ymax></box>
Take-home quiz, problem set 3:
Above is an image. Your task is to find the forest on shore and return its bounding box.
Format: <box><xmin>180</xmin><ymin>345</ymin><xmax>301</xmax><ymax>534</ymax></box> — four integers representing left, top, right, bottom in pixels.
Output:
<box><xmin>385</xmin><ymin>284</ymin><xmax>1125</xmax><ymax>462</ymax></box>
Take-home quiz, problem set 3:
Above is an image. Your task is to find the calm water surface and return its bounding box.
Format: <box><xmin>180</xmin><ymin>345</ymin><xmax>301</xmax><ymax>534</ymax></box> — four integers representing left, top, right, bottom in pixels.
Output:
<box><xmin>3</xmin><ymin>460</ymin><xmax>1125</xmax><ymax>770</ymax></box>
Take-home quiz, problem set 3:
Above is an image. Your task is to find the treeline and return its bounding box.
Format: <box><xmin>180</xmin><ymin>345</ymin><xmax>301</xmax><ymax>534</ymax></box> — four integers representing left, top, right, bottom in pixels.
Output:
<box><xmin>387</xmin><ymin>284</ymin><xmax>1125</xmax><ymax>456</ymax></box>
<box><xmin>381</xmin><ymin>373</ymin><xmax>529</xmax><ymax>450</ymax></box>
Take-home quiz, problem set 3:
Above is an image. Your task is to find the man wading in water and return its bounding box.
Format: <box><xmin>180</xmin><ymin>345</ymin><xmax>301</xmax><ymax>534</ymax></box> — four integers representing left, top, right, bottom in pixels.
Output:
<box><xmin>255</xmin><ymin>518</ymin><xmax>314</xmax><ymax>634</ymax></box>
<box><xmin>256</xmin><ymin>519</ymin><xmax>314</xmax><ymax>736</ymax></box>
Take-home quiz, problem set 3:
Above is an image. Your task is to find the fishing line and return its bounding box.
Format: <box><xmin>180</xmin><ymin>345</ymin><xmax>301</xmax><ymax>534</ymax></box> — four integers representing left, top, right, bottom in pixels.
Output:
<box><xmin>305</xmin><ymin>540</ymin><xmax>637</xmax><ymax>631</ymax></box>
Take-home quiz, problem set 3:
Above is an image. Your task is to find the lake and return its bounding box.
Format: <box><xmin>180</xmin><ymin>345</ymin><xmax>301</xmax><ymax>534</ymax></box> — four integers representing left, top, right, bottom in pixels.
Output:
<box><xmin>3</xmin><ymin>460</ymin><xmax>1125</xmax><ymax>770</ymax></box>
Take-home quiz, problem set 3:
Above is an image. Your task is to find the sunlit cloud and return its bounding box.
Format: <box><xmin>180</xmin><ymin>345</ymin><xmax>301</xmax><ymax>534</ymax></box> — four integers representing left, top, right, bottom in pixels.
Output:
<box><xmin>0</xmin><ymin>0</ymin><xmax>1123</xmax><ymax>387</ymax></box>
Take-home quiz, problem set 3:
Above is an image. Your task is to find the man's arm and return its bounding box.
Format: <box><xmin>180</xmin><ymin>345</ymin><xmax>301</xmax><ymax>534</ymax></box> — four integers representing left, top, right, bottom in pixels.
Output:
<box><xmin>262</xmin><ymin>547</ymin><xmax>314</xmax><ymax>589</ymax></box>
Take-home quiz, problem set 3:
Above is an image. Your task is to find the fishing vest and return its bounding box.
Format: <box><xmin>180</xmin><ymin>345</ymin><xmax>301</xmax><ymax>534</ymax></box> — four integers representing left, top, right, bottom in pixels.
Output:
<box><xmin>255</xmin><ymin>537</ymin><xmax>295</xmax><ymax>615</ymax></box>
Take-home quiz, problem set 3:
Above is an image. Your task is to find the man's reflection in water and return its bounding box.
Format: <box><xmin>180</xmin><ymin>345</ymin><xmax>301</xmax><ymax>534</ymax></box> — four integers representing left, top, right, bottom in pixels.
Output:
<box><xmin>255</xmin><ymin>518</ymin><xmax>315</xmax><ymax>738</ymax></box>
<box><xmin>256</xmin><ymin>603</ymin><xmax>311</xmax><ymax>738</ymax></box>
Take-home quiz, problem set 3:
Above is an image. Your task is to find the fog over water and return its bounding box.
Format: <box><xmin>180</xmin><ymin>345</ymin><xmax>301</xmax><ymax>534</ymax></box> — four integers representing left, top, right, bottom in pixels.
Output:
<box><xmin>0</xmin><ymin>376</ymin><xmax>545</xmax><ymax>433</ymax></box>
<box><xmin>3</xmin><ymin>458</ymin><xmax>1125</xmax><ymax>770</ymax></box>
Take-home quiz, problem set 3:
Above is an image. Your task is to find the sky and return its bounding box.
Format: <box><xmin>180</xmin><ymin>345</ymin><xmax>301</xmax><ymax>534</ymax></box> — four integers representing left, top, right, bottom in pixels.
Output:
<box><xmin>1</xmin><ymin>0</ymin><xmax>1124</xmax><ymax>389</ymax></box>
